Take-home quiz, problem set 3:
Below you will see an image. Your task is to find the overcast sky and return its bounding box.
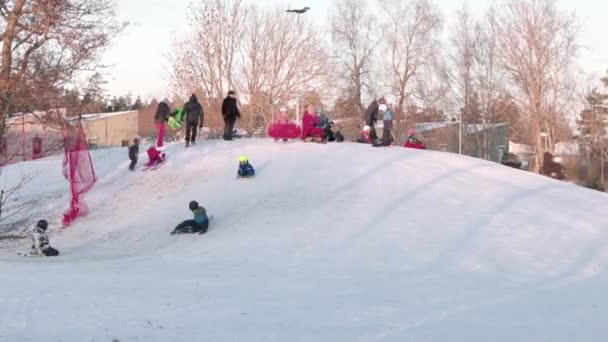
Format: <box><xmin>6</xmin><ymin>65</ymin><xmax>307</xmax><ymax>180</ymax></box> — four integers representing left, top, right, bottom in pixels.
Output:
<box><xmin>101</xmin><ymin>0</ymin><xmax>608</xmax><ymax>100</ymax></box>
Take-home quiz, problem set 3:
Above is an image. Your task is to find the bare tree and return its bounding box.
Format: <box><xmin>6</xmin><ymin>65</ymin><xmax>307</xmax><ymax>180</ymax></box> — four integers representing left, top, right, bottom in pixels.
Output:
<box><xmin>492</xmin><ymin>0</ymin><xmax>580</xmax><ymax>172</ymax></box>
<box><xmin>471</xmin><ymin>7</ymin><xmax>509</xmax><ymax>159</ymax></box>
<box><xmin>441</xmin><ymin>4</ymin><xmax>480</xmax><ymax>155</ymax></box>
<box><xmin>0</xmin><ymin>0</ymin><xmax>126</xmax><ymax>142</ymax></box>
<box><xmin>170</xmin><ymin>0</ymin><xmax>247</xmax><ymax>113</ymax></box>
<box><xmin>238</xmin><ymin>7</ymin><xmax>331</xmax><ymax>128</ymax></box>
<box><xmin>0</xmin><ymin>165</ymin><xmax>36</xmax><ymax>230</ymax></box>
<box><xmin>171</xmin><ymin>1</ymin><xmax>331</xmax><ymax>132</ymax></box>
<box><xmin>378</xmin><ymin>0</ymin><xmax>442</xmax><ymax>118</ymax></box>
<box><xmin>331</xmin><ymin>0</ymin><xmax>380</xmax><ymax>118</ymax></box>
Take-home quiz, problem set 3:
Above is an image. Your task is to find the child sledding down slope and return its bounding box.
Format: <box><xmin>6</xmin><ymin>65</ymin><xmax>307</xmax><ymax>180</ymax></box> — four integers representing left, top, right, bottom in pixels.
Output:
<box><xmin>171</xmin><ymin>201</ymin><xmax>210</xmax><ymax>235</ymax></box>
<box><xmin>237</xmin><ymin>155</ymin><xmax>255</xmax><ymax>178</ymax></box>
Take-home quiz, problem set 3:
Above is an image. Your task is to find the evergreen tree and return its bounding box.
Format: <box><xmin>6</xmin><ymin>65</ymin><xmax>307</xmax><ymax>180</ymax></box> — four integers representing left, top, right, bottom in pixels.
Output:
<box><xmin>82</xmin><ymin>72</ymin><xmax>108</xmax><ymax>113</ymax></box>
<box><xmin>132</xmin><ymin>96</ymin><xmax>144</xmax><ymax>110</ymax></box>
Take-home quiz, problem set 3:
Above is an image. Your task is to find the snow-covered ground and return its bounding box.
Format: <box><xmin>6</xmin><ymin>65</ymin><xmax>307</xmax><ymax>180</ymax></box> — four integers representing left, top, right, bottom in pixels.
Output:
<box><xmin>1</xmin><ymin>139</ymin><xmax>608</xmax><ymax>341</ymax></box>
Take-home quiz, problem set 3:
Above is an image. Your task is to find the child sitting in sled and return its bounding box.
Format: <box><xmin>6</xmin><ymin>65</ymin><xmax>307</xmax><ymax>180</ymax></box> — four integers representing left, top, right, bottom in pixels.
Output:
<box><xmin>357</xmin><ymin>125</ymin><xmax>372</xmax><ymax>144</ymax></box>
<box><xmin>146</xmin><ymin>145</ymin><xmax>166</xmax><ymax>166</ymax></box>
<box><xmin>404</xmin><ymin>128</ymin><xmax>426</xmax><ymax>149</ymax></box>
<box><xmin>237</xmin><ymin>155</ymin><xmax>255</xmax><ymax>178</ymax></box>
<box><xmin>29</xmin><ymin>220</ymin><xmax>59</xmax><ymax>256</ymax></box>
<box><xmin>170</xmin><ymin>201</ymin><xmax>209</xmax><ymax>235</ymax></box>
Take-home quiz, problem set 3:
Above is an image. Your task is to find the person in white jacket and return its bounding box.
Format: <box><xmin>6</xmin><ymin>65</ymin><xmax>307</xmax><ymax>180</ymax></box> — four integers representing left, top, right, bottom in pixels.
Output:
<box><xmin>31</xmin><ymin>220</ymin><xmax>59</xmax><ymax>256</ymax></box>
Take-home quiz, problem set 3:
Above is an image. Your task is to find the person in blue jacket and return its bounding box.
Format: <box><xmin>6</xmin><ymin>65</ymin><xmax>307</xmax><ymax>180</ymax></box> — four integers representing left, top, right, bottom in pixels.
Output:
<box><xmin>170</xmin><ymin>201</ymin><xmax>209</xmax><ymax>235</ymax></box>
<box><xmin>237</xmin><ymin>155</ymin><xmax>255</xmax><ymax>178</ymax></box>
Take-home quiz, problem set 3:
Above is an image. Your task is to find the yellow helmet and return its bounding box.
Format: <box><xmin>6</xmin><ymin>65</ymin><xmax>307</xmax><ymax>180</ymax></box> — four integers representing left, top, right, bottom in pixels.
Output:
<box><xmin>238</xmin><ymin>155</ymin><xmax>247</xmax><ymax>162</ymax></box>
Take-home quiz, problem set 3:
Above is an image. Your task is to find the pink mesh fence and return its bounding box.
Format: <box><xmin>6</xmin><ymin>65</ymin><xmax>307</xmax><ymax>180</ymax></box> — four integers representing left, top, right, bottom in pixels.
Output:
<box><xmin>62</xmin><ymin>124</ymin><xmax>97</xmax><ymax>227</ymax></box>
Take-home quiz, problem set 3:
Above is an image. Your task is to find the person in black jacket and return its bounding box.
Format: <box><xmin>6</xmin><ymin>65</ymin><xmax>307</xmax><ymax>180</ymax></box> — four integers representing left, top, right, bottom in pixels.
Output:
<box><xmin>128</xmin><ymin>137</ymin><xmax>140</xmax><ymax>171</ymax></box>
<box><xmin>364</xmin><ymin>99</ymin><xmax>379</xmax><ymax>141</ymax></box>
<box><xmin>182</xmin><ymin>94</ymin><xmax>204</xmax><ymax>147</ymax></box>
<box><xmin>221</xmin><ymin>91</ymin><xmax>240</xmax><ymax>141</ymax></box>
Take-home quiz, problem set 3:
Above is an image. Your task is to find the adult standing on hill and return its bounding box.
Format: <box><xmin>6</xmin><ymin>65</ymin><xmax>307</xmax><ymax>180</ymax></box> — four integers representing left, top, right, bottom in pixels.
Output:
<box><xmin>183</xmin><ymin>94</ymin><xmax>204</xmax><ymax>147</ymax></box>
<box><xmin>221</xmin><ymin>91</ymin><xmax>240</xmax><ymax>141</ymax></box>
<box><xmin>365</xmin><ymin>99</ymin><xmax>379</xmax><ymax>141</ymax></box>
<box><xmin>154</xmin><ymin>99</ymin><xmax>171</xmax><ymax>147</ymax></box>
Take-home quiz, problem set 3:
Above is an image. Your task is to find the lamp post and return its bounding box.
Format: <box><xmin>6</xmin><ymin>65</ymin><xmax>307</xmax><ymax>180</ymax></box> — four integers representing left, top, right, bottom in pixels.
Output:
<box><xmin>458</xmin><ymin>111</ymin><xmax>462</xmax><ymax>155</ymax></box>
<box><xmin>286</xmin><ymin>7</ymin><xmax>310</xmax><ymax>124</ymax></box>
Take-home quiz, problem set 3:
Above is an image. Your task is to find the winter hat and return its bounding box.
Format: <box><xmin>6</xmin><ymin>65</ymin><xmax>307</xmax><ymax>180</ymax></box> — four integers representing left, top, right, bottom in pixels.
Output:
<box><xmin>37</xmin><ymin>220</ymin><xmax>48</xmax><ymax>231</ymax></box>
<box><xmin>189</xmin><ymin>201</ymin><xmax>199</xmax><ymax>211</ymax></box>
<box><xmin>407</xmin><ymin>128</ymin><xmax>416</xmax><ymax>136</ymax></box>
<box><xmin>379</xmin><ymin>104</ymin><xmax>388</xmax><ymax>112</ymax></box>
<box><xmin>315</xmin><ymin>107</ymin><xmax>324</xmax><ymax>114</ymax></box>
<box><xmin>161</xmin><ymin>98</ymin><xmax>170</xmax><ymax>105</ymax></box>
<box><xmin>363</xmin><ymin>125</ymin><xmax>371</xmax><ymax>132</ymax></box>
<box><xmin>238</xmin><ymin>155</ymin><xmax>248</xmax><ymax>163</ymax></box>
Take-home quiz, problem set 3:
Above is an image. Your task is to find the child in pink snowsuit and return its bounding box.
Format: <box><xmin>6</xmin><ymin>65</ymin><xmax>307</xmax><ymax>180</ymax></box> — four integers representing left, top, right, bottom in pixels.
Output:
<box><xmin>357</xmin><ymin>126</ymin><xmax>372</xmax><ymax>144</ymax></box>
<box><xmin>404</xmin><ymin>128</ymin><xmax>426</xmax><ymax>149</ymax></box>
<box><xmin>146</xmin><ymin>146</ymin><xmax>166</xmax><ymax>166</ymax></box>
<box><xmin>300</xmin><ymin>105</ymin><xmax>324</xmax><ymax>141</ymax></box>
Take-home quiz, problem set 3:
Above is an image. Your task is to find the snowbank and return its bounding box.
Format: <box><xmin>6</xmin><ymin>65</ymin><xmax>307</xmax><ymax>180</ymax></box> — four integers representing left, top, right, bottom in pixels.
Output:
<box><xmin>1</xmin><ymin>140</ymin><xmax>607</xmax><ymax>341</ymax></box>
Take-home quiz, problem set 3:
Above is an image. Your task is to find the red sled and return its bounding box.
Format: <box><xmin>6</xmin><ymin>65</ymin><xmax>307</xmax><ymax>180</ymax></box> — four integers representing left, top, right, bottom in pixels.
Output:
<box><xmin>268</xmin><ymin>123</ymin><xmax>302</xmax><ymax>140</ymax></box>
<box><xmin>404</xmin><ymin>141</ymin><xmax>427</xmax><ymax>150</ymax></box>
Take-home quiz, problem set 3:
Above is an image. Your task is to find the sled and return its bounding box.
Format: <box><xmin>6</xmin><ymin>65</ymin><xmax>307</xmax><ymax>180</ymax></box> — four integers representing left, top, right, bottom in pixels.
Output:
<box><xmin>268</xmin><ymin>123</ymin><xmax>301</xmax><ymax>140</ymax></box>
<box><xmin>16</xmin><ymin>252</ymin><xmax>43</xmax><ymax>257</ymax></box>
<box><xmin>404</xmin><ymin>141</ymin><xmax>427</xmax><ymax>150</ymax></box>
<box><xmin>168</xmin><ymin>116</ymin><xmax>181</xmax><ymax>129</ymax></box>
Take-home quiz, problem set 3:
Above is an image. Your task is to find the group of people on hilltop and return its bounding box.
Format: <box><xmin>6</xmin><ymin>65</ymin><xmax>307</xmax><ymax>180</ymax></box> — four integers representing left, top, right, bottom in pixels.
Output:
<box><xmin>128</xmin><ymin>92</ymin><xmax>427</xmax><ymax>172</ymax></box>
<box><xmin>274</xmin><ymin>104</ymin><xmax>344</xmax><ymax>143</ymax></box>
<box><xmin>357</xmin><ymin>98</ymin><xmax>426</xmax><ymax>149</ymax></box>
<box><xmin>151</xmin><ymin>90</ymin><xmax>241</xmax><ymax>147</ymax></box>
<box><xmin>126</xmin><ymin>91</ymin><xmax>243</xmax><ymax>171</ymax></box>
<box><xmin>358</xmin><ymin>99</ymin><xmax>394</xmax><ymax>147</ymax></box>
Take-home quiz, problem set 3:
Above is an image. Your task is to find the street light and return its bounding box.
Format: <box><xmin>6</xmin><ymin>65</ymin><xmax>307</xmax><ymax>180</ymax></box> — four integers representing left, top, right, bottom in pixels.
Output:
<box><xmin>286</xmin><ymin>6</ymin><xmax>310</xmax><ymax>124</ymax></box>
<box><xmin>458</xmin><ymin>112</ymin><xmax>462</xmax><ymax>155</ymax></box>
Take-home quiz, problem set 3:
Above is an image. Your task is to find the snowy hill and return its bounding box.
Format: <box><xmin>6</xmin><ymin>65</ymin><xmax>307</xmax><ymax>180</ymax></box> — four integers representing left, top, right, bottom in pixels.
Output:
<box><xmin>1</xmin><ymin>139</ymin><xmax>608</xmax><ymax>341</ymax></box>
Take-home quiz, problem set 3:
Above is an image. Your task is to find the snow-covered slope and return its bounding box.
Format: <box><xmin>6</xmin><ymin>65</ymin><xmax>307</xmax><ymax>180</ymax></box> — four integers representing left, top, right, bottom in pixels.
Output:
<box><xmin>1</xmin><ymin>139</ymin><xmax>608</xmax><ymax>341</ymax></box>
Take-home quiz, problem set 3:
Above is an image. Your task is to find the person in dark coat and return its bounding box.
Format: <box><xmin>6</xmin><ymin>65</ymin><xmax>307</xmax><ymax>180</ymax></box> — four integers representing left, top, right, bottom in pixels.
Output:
<box><xmin>364</xmin><ymin>100</ymin><xmax>379</xmax><ymax>141</ymax></box>
<box><xmin>154</xmin><ymin>99</ymin><xmax>171</xmax><ymax>147</ymax></box>
<box><xmin>324</xmin><ymin>122</ymin><xmax>336</xmax><ymax>142</ymax></box>
<box><xmin>171</xmin><ymin>201</ymin><xmax>209</xmax><ymax>235</ymax></box>
<box><xmin>182</xmin><ymin>94</ymin><xmax>204</xmax><ymax>147</ymax></box>
<box><xmin>542</xmin><ymin>152</ymin><xmax>565</xmax><ymax>180</ymax></box>
<box><xmin>335</xmin><ymin>128</ymin><xmax>345</xmax><ymax>142</ymax></box>
<box><xmin>221</xmin><ymin>91</ymin><xmax>240</xmax><ymax>141</ymax></box>
<box><xmin>128</xmin><ymin>137</ymin><xmax>140</xmax><ymax>171</ymax></box>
